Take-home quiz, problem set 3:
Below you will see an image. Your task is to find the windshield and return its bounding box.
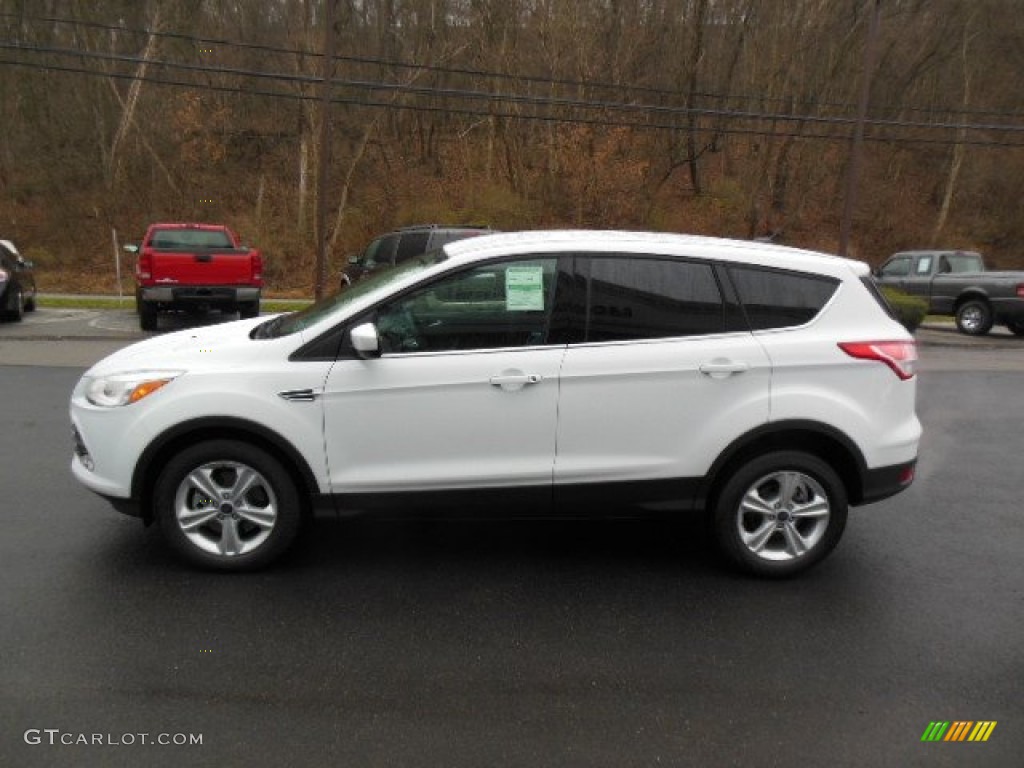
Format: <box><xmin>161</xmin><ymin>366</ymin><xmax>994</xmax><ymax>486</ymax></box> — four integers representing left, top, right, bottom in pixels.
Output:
<box><xmin>252</xmin><ymin>250</ymin><xmax>446</xmax><ymax>339</ymax></box>
<box><xmin>356</xmin><ymin>236</ymin><xmax>384</xmax><ymax>267</ymax></box>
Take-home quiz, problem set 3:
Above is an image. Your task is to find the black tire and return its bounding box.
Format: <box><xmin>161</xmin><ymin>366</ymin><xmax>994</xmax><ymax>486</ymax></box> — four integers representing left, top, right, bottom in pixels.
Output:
<box><xmin>24</xmin><ymin>292</ymin><xmax>36</xmax><ymax>312</ymax></box>
<box><xmin>712</xmin><ymin>451</ymin><xmax>848</xmax><ymax>578</ymax></box>
<box><xmin>1007</xmin><ymin>318</ymin><xmax>1024</xmax><ymax>337</ymax></box>
<box><xmin>154</xmin><ymin>440</ymin><xmax>303</xmax><ymax>571</ymax></box>
<box><xmin>139</xmin><ymin>301</ymin><xmax>158</xmax><ymax>331</ymax></box>
<box><xmin>955</xmin><ymin>299</ymin><xmax>993</xmax><ymax>336</ymax></box>
<box><xmin>238</xmin><ymin>301</ymin><xmax>260</xmax><ymax>319</ymax></box>
<box><xmin>2</xmin><ymin>288</ymin><xmax>24</xmax><ymax>321</ymax></box>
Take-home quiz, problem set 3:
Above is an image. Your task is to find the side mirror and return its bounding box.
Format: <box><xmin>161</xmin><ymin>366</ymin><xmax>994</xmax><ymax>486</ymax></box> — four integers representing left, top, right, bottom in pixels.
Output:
<box><xmin>17</xmin><ymin>258</ymin><xmax>33</xmax><ymax>270</ymax></box>
<box><xmin>347</xmin><ymin>253</ymin><xmax>360</xmax><ymax>265</ymax></box>
<box><xmin>350</xmin><ymin>322</ymin><xmax>381</xmax><ymax>359</ymax></box>
<box><xmin>123</xmin><ymin>244</ymin><xmax>139</xmax><ymax>254</ymax></box>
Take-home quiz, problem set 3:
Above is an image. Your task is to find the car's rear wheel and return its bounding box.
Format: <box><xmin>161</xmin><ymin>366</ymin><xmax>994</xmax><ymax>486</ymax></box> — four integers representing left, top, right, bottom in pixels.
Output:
<box><xmin>154</xmin><ymin>440</ymin><xmax>302</xmax><ymax>571</ymax></box>
<box><xmin>712</xmin><ymin>451</ymin><xmax>847</xmax><ymax>577</ymax></box>
<box><xmin>955</xmin><ymin>299</ymin><xmax>993</xmax><ymax>336</ymax></box>
<box><xmin>139</xmin><ymin>301</ymin><xmax>157</xmax><ymax>331</ymax></box>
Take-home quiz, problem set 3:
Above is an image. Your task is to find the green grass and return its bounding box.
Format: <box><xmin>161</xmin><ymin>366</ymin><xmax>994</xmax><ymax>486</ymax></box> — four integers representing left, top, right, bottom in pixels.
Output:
<box><xmin>38</xmin><ymin>295</ymin><xmax>313</xmax><ymax>313</ymax></box>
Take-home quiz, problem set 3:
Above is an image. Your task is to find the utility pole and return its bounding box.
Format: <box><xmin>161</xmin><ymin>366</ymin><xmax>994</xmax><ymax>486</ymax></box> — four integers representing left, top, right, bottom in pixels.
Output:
<box><xmin>314</xmin><ymin>0</ymin><xmax>337</xmax><ymax>301</ymax></box>
<box><xmin>838</xmin><ymin>0</ymin><xmax>881</xmax><ymax>257</ymax></box>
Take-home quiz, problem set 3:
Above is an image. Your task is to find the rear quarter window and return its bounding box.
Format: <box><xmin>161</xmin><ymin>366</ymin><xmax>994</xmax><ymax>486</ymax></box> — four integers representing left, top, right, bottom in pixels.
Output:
<box><xmin>729</xmin><ymin>266</ymin><xmax>839</xmax><ymax>330</ymax></box>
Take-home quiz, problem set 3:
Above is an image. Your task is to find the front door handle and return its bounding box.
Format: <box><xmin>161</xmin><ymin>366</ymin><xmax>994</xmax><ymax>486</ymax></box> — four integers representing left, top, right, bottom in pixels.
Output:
<box><xmin>699</xmin><ymin>360</ymin><xmax>749</xmax><ymax>379</ymax></box>
<box><xmin>489</xmin><ymin>373</ymin><xmax>543</xmax><ymax>391</ymax></box>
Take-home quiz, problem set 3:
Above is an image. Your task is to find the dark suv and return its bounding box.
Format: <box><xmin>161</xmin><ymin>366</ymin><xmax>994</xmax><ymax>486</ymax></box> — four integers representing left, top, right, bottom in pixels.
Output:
<box><xmin>341</xmin><ymin>225</ymin><xmax>493</xmax><ymax>288</ymax></box>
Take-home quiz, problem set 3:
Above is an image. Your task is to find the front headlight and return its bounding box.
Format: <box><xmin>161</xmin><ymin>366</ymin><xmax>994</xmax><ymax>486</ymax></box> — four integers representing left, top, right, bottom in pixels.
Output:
<box><xmin>84</xmin><ymin>371</ymin><xmax>183</xmax><ymax>407</ymax></box>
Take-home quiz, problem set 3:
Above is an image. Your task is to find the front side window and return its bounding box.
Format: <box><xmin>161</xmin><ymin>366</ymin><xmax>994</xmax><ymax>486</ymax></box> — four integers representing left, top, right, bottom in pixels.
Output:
<box><xmin>879</xmin><ymin>257</ymin><xmax>911</xmax><ymax>278</ymax></box>
<box><xmin>582</xmin><ymin>257</ymin><xmax>724</xmax><ymax>342</ymax></box>
<box><xmin>376</xmin><ymin>258</ymin><xmax>560</xmax><ymax>353</ymax></box>
<box><xmin>729</xmin><ymin>266</ymin><xmax>839</xmax><ymax>330</ymax></box>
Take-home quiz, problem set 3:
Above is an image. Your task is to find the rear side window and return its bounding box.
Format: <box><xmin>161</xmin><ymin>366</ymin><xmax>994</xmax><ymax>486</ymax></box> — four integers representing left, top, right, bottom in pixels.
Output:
<box><xmin>394</xmin><ymin>232</ymin><xmax>431</xmax><ymax>264</ymax></box>
<box><xmin>945</xmin><ymin>252</ymin><xmax>984</xmax><ymax>272</ymax></box>
<box><xmin>584</xmin><ymin>257</ymin><xmax>724</xmax><ymax>342</ymax></box>
<box><xmin>729</xmin><ymin>266</ymin><xmax>838</xmax><ymax>330</ymax></box>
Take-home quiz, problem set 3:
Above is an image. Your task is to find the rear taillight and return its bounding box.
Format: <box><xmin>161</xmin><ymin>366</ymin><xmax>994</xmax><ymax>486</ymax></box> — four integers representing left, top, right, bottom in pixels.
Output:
<box><xmin>838</xmin><ymin>340</ymin><xmax>917</xmax><ymax>380</ymax></box>
<box><xmin>137</xmin><ymin>253</ymin><xmax>152</xmax><ymax>281</ymax></box>
<box><xmin>1016</xmin><ymin>284</ymin><xmax>1024</xmax><ymax>299</ymax></box>
<box><xmin>252</xmin><ymin>252</ymin><xmax>263</xmax><ymax>284</ymax></box>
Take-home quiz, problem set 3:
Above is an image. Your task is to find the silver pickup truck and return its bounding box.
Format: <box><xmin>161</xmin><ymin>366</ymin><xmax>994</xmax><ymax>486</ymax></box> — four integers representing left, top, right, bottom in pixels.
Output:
<box><xmin>874</xmin><ymin>250</ymin><xmax>1024</xmax><ymax>336</ymax></box>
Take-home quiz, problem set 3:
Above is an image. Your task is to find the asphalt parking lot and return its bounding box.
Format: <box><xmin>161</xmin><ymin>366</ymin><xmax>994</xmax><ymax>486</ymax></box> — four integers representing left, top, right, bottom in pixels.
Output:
<box><xmin>1</xmin><ymin>309</ymin><xmax>1022</xmax><ymax>767</ymax></box>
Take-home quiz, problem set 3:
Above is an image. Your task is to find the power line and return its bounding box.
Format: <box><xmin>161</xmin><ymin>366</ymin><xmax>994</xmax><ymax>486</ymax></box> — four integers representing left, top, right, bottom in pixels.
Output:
<box><xmin>5</xmin><ymin>56</ymin><xmax>1024</xmax><ymax>150</ymax></box>
<box><xmin>6</xmin><ymin>41</ymin><xmax>1024</xmax><ymax>139</ymax></box>
<box><xmin>5</xmin><ymin>11</ymin><xmax>1024</xmax><ymax>123</ymax></box>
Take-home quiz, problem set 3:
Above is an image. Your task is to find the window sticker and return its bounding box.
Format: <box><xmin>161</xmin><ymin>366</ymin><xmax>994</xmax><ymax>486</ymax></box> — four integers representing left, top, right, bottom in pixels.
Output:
<box><xmin>505</xmin><ymin>266</ymin><xmax>545</xmax><ymax>311</ymax></box>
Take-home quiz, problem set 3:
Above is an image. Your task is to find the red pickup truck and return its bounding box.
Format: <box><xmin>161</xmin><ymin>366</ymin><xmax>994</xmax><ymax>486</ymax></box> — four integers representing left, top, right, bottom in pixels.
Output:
<box><xmin>125</xmin><ymin>223</ymin><xmax>263</xmax><ymax>331</ymax></box>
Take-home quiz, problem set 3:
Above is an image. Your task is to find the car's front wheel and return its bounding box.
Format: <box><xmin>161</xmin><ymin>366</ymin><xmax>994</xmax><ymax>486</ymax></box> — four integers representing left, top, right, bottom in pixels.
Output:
<box><xmin>2</xmin><ymin>288</ymin><xmax>24</xmax><ymax>321</ymax></box>
<box><xmin>712</xmin><ymin>451</ymin><xmax>848</xmax><ymax>577</ymax></box>
<box><xmin>154</xmin><ymin>440</ymin><xmax>303</xmax><ymax>571</ymax></box>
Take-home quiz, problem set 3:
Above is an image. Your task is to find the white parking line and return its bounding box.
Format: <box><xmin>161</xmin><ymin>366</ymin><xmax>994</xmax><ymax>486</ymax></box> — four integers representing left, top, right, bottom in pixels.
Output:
<box><xmin>87</xmin><ymin>312</ymin><xmax>140</xmax><ymax>333</ymax></box>
<box><xmin>21</xmin><ymin>308</ymin><xmax>99</xmax><ymax>325</ymax></box>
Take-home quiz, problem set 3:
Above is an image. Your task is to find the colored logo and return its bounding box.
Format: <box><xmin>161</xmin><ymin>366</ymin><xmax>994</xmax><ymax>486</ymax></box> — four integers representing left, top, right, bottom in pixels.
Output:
<box><xmin>921</xmin><ymin>721</ymin><xmax>997</xmax><ymax>742</ymax></box>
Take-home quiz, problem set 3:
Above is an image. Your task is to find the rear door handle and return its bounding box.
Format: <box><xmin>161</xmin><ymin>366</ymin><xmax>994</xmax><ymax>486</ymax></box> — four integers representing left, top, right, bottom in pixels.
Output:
<box><xmin>699</xmin><ymin>360</ymin><xmax>749</xmax><ymax>379</ymax></box>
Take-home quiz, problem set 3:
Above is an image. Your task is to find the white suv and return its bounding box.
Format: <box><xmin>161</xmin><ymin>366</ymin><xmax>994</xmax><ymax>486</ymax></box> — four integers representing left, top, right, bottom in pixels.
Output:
<box><xmin>70</xmin><ymin>231</ymin><xmax>921</xmax><ymax>576</ymax></box>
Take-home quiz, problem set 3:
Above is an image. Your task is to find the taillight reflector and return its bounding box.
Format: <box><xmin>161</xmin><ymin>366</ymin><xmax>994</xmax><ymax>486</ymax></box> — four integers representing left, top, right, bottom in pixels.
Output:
<box><xmin>838</xmin><ymin>340</ymin><xmax>917</xmax><ymax>380</ymax></box>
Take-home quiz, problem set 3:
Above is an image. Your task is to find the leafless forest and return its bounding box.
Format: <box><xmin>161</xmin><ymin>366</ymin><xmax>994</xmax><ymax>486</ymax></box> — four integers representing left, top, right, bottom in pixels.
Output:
<box><xmin>2</xmin><ymin>0</ymin><xmax>1024</xmax><ymax>293</ymax></box>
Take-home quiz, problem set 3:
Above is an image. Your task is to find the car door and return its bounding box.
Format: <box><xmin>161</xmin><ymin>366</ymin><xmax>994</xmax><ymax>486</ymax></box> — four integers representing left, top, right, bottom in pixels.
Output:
<box><xmin>321</xmin><ymin>256</ymin><xmax>569</xmax><ymax>504</ymax></box>
<box><xmin>875</xmin><ymin>254</ymin><xmax>912</xmax><ymax>290</ymax></box>
<box><xmin>553</xmin><ymin>255</ymin><xmax>771</xmax><ymax>506</ymax></box>
<box><xmin>900</xmin><ymin>253</ymin><xmax>935</xmax><ymax>299</ymax></box>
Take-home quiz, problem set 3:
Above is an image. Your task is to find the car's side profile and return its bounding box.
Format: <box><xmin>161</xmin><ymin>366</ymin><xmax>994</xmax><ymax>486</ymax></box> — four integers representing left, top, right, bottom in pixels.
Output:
<box><xmin>70</xmin><ymin>231</ymin><xmax>920</xmax><ymax>576</ymax></box>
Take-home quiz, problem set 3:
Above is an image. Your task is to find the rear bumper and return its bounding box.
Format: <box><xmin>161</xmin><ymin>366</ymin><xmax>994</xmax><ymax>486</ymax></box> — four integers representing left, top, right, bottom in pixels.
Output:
<box><xmin>991</xmin><ymin>297</ymin><xmax>1024</xmax><ymax>322</ymax></box>
<box><xmin>140</xmin><ymin>286</ymin><xmax>261</xmax><ymax>305</ymax></box>
<box><xmin>859</xmin><ymin>459</ymin><xmax>917</xmax><ymax>505</ymax></box>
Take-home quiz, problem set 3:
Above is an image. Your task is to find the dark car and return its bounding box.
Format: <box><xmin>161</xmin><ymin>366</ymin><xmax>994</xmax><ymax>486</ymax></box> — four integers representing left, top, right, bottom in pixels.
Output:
<box><xmin>340</xmin><ymin>224</ymin><xmax>494</xmax><ymax>289</ymax></box>
<box><xmin>0</xmin><ymin>240</ymin><xmax>37</xmax><ymax>322</ymax></box>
